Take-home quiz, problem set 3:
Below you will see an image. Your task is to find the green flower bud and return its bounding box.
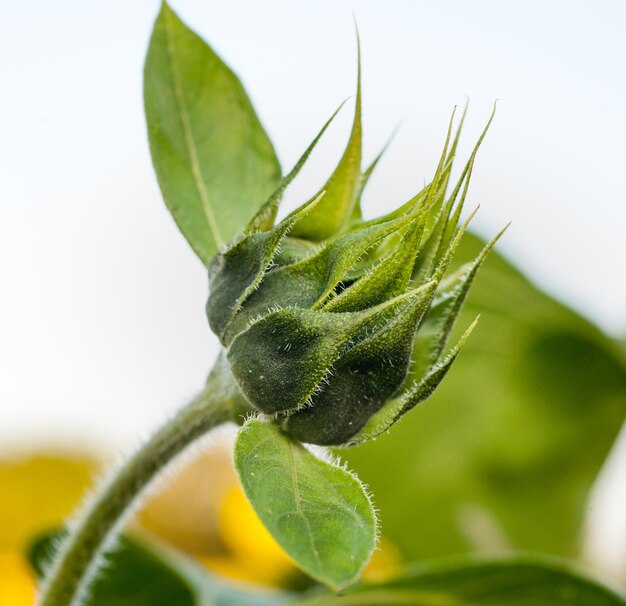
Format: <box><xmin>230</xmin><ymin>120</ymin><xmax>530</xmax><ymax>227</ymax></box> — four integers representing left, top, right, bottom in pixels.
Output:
<box><xmin>206</xmin><ymin>73</ymin><xmax>504</xmax><ymax>446</ymax></box>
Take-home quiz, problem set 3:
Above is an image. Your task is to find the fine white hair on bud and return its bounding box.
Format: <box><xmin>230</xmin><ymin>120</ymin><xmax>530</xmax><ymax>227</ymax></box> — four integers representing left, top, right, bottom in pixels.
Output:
<box><xmin>206</xmin><ymin>76</ymin><xmax>504</xmax><ymax>446</ymax></box>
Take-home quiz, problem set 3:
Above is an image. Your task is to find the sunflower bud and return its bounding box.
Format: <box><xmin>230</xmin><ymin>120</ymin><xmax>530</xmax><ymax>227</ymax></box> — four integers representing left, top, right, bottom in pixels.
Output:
<box><xmin>206</xmin><ymin>71</ymin><xmax>503</xmax><ymax>446</ymax></box>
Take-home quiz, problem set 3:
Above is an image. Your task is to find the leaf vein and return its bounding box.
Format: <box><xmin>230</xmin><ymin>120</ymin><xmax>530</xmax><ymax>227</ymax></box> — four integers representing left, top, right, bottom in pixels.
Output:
<box><xmin>287</xmin><ymin>439</ymin><xmax>322</xmax><ymax>571</ymax></box>
<box><xmin>164</xmin><ymin>8</ymin><xmax>224</xmax><ymax>250</ymax></box>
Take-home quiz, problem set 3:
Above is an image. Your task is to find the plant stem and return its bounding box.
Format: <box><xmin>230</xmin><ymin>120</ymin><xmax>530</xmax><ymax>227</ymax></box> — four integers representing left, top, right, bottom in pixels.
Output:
<box><xmin>38</xmin><ymin>359</ymin><xmax>238</xmax><ymax>606</ymax></box>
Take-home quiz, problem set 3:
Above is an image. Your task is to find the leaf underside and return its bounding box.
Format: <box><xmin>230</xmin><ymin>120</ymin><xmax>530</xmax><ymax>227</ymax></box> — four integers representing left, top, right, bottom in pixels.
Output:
<box><xmin>234</xmin><ymin>418</ymin><xmax>377</xmax><ymax>591</ymax></box>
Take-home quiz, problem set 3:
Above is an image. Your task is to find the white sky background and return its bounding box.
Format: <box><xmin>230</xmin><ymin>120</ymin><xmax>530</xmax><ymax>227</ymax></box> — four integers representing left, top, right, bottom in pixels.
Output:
<box><xmin>2</xmin><ymin>0</ymin><xmax>625</xmax><ymax>447</ymax></box>
<box><xmin>1</xmin><ymin>0</ymin><xmax>625</xmax><ymax>579</ymax></box>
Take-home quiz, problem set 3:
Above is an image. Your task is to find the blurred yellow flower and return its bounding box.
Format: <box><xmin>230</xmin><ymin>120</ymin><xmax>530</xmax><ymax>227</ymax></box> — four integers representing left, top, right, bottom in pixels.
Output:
<box><xmin>138</xmin><ymin>441</ymin><xmax>235</xmax><ymax>555</ymax></box>
<box><xmin>1</xmin><ymin>444</ymin><xmax>401</xmax><ymax>598</ymax></box>
<box><xmin>362</xmin><ymin>538</ymin><xmax>402</xmax><ymax>583</ymax></box>
<box><xmin>203</xmin><ymin>482</ymin><xmax>401</xmax><ymax>587</ymax></box>
<box><xmin>204</xmin><ymin>484</ymin><xmax>296</xmax><ymax>586</ymax></box>
<box><xmin>0</xmin><ymin>454</ymin><xmax>98</xmax><ymax>552</ymax></box>
<box><xmin>0</xmin><ymin>552</ymin><xmax>36</xmax><ymax>605</ymax></box>
<box><xmin>0</xmin><ymin>453</ymin><xmax>98</xmax><ymax>605</ymax></box>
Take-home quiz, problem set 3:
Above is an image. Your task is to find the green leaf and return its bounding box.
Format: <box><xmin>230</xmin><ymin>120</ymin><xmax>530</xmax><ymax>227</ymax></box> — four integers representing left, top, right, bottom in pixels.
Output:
<box><xmin>234</xmin><ymin>418</ymin><xmax>377</xmax><ymax>591</ymax></box>
<box><xmin>344</xmin><ymin>232</ymin><xmax>626</xmax><ymax>562</ymax></box>
<box><xmin>29</xmin><ymin>529</ymin><xmax>287</xmax><ymax>606</ymax></box>
<box><xmin>144</xmin><ymin>2</ymin><xmax>281</xmax><ymax>265</ymax></box>
<box><xmin>299</xmin><ymin>557</ymin><xmax>626</xmax><ymax>605</ymax></box>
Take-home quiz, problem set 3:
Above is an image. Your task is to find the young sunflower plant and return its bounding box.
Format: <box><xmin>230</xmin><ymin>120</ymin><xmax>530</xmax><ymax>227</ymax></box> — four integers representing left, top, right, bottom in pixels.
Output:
<box><xmin>37</xmin><ymin>3</ymin><xmax>509</xmax><ymax>604</ymax></box>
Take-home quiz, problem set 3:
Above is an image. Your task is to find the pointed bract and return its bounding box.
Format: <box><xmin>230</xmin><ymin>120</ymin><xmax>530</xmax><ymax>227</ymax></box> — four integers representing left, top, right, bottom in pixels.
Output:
<box><xmin>410</xmin><ymin>225</ymin><xmax>508</xmax><ymax>381</ymax></box>
<box><xmin>289</xmin><ymin>42</ymin><xmax>363</xmax><ymax>240</ymax></box>
<box><xmin>245</xmin><ymin>101</ymin><xmax>348</xmax><ymax>235</ymax></box>
<box><xmin>351</xmin><ymin>317</ymin><xmax>479</xmax><ymax>443</ymax></box>
<box><xmin>284</xmin><ymin>281</ymin><xmax>439</xmax><ymax>445</ymax></box>
<box><xmin>228</xmin><ymin>283</ymin><xmax>435</xmax><ymax>418</ymax></box>
<box><xmin>201</xmin><ymin>67</ymin><xmax>504</xmax><ymax>444</ymax></box>
<box><xmin>207</xmin><ymin>193</ymin><xmax>323</xmax><ymax>342</ymax></box>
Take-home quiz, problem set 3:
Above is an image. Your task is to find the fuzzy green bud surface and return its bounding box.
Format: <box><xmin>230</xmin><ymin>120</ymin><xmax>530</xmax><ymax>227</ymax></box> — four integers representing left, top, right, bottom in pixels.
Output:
<box><xmin>206</xmin><ymin>81</ymin><xmax>503</xmax><ymax>446</ymax></box>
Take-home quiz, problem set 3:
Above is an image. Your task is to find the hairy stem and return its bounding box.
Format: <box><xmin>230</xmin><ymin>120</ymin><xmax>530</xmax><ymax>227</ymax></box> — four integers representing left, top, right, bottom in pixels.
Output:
<box><xmin>38</xmin><ymin>358</ymin><xmax>239</xmax><ymax>606</ymax></box>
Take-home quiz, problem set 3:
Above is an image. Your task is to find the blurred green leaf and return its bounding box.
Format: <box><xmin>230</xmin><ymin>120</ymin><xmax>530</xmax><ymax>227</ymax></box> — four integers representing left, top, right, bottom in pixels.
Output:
<box><xmin>345</xmin><ymin>232</ymin><xmax>626</xmax><ymax>561</ymax></box>
<box><xmin>234</xmin><ymin>418</ymin><xmax>377</xmax><ymax>591</ymax></box>
<box><xmin>29</xmin><ymin>529</ymin><xmax>287</xmax><ymax>606</ymax></box>
<box><xmin>144</xmin><ymin>2</ymin><xmax>281</xmax><ymax>265</ymax></box>
<box><xmin>299</xmin><ymin>556</ymin><xmax>626</xmax><ymax>605</ymax></box>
